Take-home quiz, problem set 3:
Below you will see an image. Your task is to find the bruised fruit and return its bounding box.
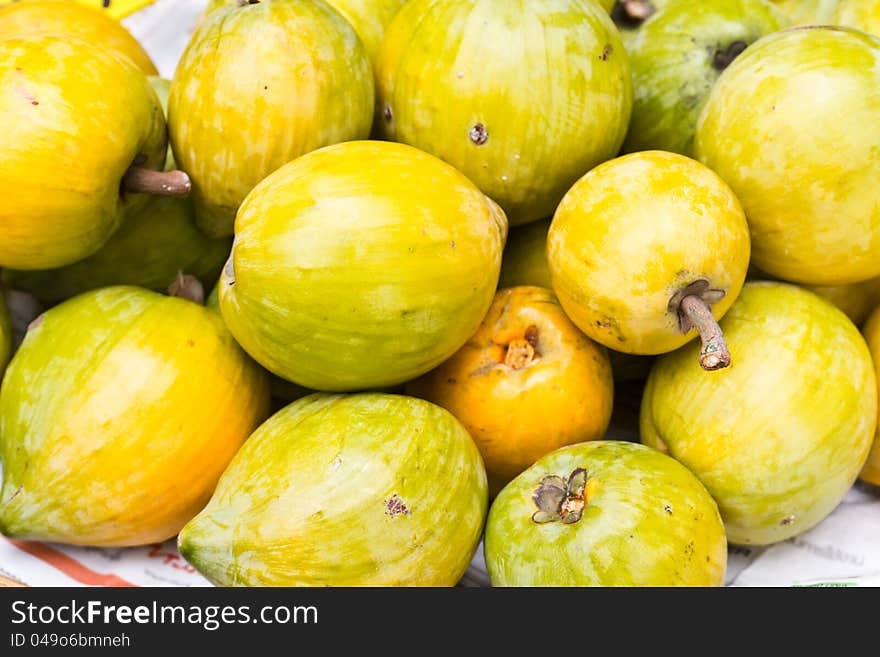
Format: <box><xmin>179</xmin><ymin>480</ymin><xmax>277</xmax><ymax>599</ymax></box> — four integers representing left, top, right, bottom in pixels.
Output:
<box><xmin>0</xmin><ymin>294</ymin><xmax>10</xmax><ymax>374</ymax></box>
<box><xmin>622</xmin><ymin>0</ymin><xmax>788</xmax><ymax>156</ymax></box>
<box><xmin>0</xmin><ymin>0</ymin><xmax>158</xmax><ymax>74</ymax></box>
<box><xmin>179</xmin><ymin>393</ymin><xmax>488</xmax><ymax>586</ymax></box>
<box><xmin>169</xmin><ymin>0</ymin><xmax>374</xmax><ymax>237</ymax></box>
<box><xmin>832</xmin><ymin>0</ymin><xmax>880</xmax><ymax>36</ymax></box>
<box><xmin>548</xmin><ymin>150</ymin><xmax>750</xmax><ymax>369</ymax></box>
<box><xmin>376</xmin><ymin>0</ymin><xmax>632</xmax><ymax>226</ymax></box>
<box><xmin>484</xmin><ymin>440</ymin><xmax>727</xmax><ymax>586</ymax></box>
<box><xmin>219</xmin><ymin>140</ymin><xmax>507</xmax><ymax>392</ymax></box>
<box><xmin>0</xmin><ymin>36</ymin><xmax>190</xmax><ymax>270</ymax></box>
<box><xmin>641</xmin><ymin>282</ymin><xmax>877</xmax><ymax>545</ymax></box>
<box><xmin>861</xmin><ymin>308</ymin><xmax>880</xmax><ymax>487</ymax></box>
<box><xmin>695</xmin><ymin>26</ymin><xmax>880</xmax><ymax>285</ymax></box>
<box><xmin>498</xmin><ymin>219</ymin><xmax>552</xmax><ymax>290</ymax></box>
<box><xmin>0</xmin><ymin>286</ymin><xmax>271</xmax><ymax>546</ymax></box>
<box><xmin>2</xmin><ymin>78</ymin><xmax>230</xmax><ymax>304</ymax></box>
<box><xmin>407</xmin><ymin>286</ymin><xmax>613</xmax><ymax>496</ymax></box>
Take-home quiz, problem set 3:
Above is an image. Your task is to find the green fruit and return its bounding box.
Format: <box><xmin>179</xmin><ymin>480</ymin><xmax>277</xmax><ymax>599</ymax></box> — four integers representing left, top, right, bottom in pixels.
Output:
<box><xmin>695</xmin><ymin>26</ymin><xmax>880</xmax><ymax>285</ymax></box>
<box><xmin>376</xmin><ymin>0</ymin><xmax>632</xmax><ymax>226</ymax></box>
<box><xmin>641</xmin><ymin>282</ymin><xmax>877</xmax><ymax>545</ymax></box>
<box><xmin>169</xmin><ymin>0</ymin><xmax>374</xmax><ymax>237</ymax></box>
<box><xmin>219</xmin><ymin>140</ymin><xmax>507</xmax><ymax>392</ymax></box>
<box><xmin>179</xmin><ymin>393</ymin><xmax>488</xmax><ymax>586</ymax></box>
<box><xmin>2</xmin><ymin>78</ymin><xmax>231</xmax><ymax>304</ymax></box>
<box><xmin>0</xmin><ymin>294</ymin><xmax>10</xmax><ymax>374</ymax></box>
<box><xmin>498</xmin><ymin>218</ymin><xmax>552</xmax><ymax>290</ymax></box>
<box><xmin>768</xmin><ymin>0</ymin><xmax>840</xmax><ymax>24</ymax></box>
<box><xmin>0</xmin><ymin>36</ymin><xmax>167</xmax><ymax>269</ymax></box>
<box><xmin>485</xmin><ymin>440</ymin><xmax>727</xmax><ymax>586</ymax></box>
<box><xmin>0</xmin><ymin>286</ymin><xmax>271</xmax><ymax>546</ymax></box>
<box><xmin>622</xmin><ymin>0</ymin><xmax>788</xmax><ymax>156</ymax></box>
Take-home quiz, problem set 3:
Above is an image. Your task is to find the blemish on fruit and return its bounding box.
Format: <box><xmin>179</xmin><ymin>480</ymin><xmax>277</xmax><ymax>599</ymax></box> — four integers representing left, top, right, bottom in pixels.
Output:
<box><xmin>781</xmin><ymin>515</ymin><xmax>795</xmax><ymax>526</ymax></box>
<box><xmin>383</xmin><ymin>104</ymin><xmax>393</xmax><ymax>122</ymax></box>
<box><xmin>531</xmin><ymin>468</ymin><xmax>589</xmax><ymax>524</ymax></box>
<box><xmin>664</xmin><ymin>504</ymin><xmax>672</xmax><ymax>515</ymax></box>
<box><xmin>385</xmin><ymin>494</ymin><xmax>409</xmax><ymax>517</ymax></box>
<box><xmin>27</xmin><ymin>313</ymin><xmax>45</xmax><ymax>332</ymax></box>
<box><xmin>469</xmin><ymin>123</ymin><xmax>488</xmax><ymax>145</ymax></box>
<box><xmin>599</xmin><ymin>45</ymin><xmax>612</xmax><ymax>61</ymax></box>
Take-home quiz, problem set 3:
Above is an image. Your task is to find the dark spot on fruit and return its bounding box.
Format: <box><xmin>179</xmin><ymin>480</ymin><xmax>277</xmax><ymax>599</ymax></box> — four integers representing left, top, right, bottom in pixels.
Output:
<box><xmin>187</xmin><ymin>339</ymin><xmax>195</xmax><ymax>347</ymax></box>
<box><xmin>385</xmin><ymin>494</ymin><xmax>410</xmax><ymax>517</ymax></box>
<box><xmin>781</xmin><ymin>515</ymin><xmax>795</xmax><ymax>526</ymax></box>
<box><xmin>263</xmin><ymin>86</ymin><xmax>268</xmax><ymax>91</ymax></box>
<box><xmin>447</xmin><ymin>377</ymin><xmax>457</xmax><ymax>384</ymax></box>
<box><xmin>599</xmin><ymin>45</ymin><xmax>612</xmax><ymax>61</ymax></box>
<box><xmin>469</xmin><ymin>123</ymin><xmax>488</xmax><ymax>145</ymax></box>
<box><xmin>664</xmin><ymin>504</ymin><xmax>672</xmax><ymax>515</ymax></box>
<box><xmin>31</xmin><ymin>100</ymin><xmax>39</xmax><ymax>106</ymax></box>
<box><xmin>383</xmin><ymin>104</ymin><xmax>392</xmax><ymax>121</ymax></box>
<box><xmin>103</xmin><ymin>0</ymin><xmax>111</xmax><ymax>7</ymax></box>
<box><xmin>450</xmin><ymin>240</ymin><xmax>456</xmax><ymax>249</ymax></box>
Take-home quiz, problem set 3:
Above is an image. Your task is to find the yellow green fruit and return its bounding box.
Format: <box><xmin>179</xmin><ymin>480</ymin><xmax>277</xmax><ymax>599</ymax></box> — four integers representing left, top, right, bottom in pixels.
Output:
<box><xmin>0</xmin><ymin>36</ymin><xmax>166</xmax><ymax>270</ymax></box>
<box><xmin>768</xmin><ymin>0</ymin><xmax>840</xmax><ymax>23</ymax></box>
<box><xmin>622</xmin><ymin>0</ymin><xmax>788</xmax><ymax>156</ymax></box>
<box><xmin>376</xmin><ymin>0</ymin><xmax>632</xmax><ymax>226</ymax></box>
<box><xmin>219</xmin><ymin>140</ymin><xmax>507</xmax><ymax>392</ymax></box>
<box><xmin>2</xmin><ymin>78</ymin><xmax>230</xmax><ymax>304</ymax></box>
<box><xmin>169</xmin><ymin>0</ymin><xmax>374</xmax><ymax>237</ymax></box>
<box><xmin>832</xmin><ymin>0</ymin><xmax>880</xmax><ymax>36</ymax></box>
<box><xmin>641</xmin><ymin>282</ymin><xmax>877</xmax><ymax>545</ymax></box>
<box><xmin>547</xmin><ymin>150</ymin><xmax>750</xmax><ymax>357</ymax></box>
<box><xmin>485</xmin><ymin>440</ymin><xmax>727</xmax><ymax>586</ymax></box>
<box><xmin>0</xmin><ymin>0</ymin><xmax>157</xmax><ymax>74</ymax></box>
<box><xmin>695</xmin><ymin>26</ymin><xmax>880</xmax><ymax>285</ymax></box>
<box><xmin>179</xmin><ymin>393</ymin><xmax>488</xmax><ymax>586</ymax></box>
<box><xmin>861</xmin><ymin>307</ymin><xmax>880</xmax><ymax>487</ymax></box>
<box><xmin>806</xmin><ymin>276</ymin><xmax>880</xmax><ymax>327</ymax></box>
<box><xmin>0</xmin><ymin>294</ymin><xmax>10</xmax><ymax>374</ymax></box>
<box><xmin>0</xmin><ymin>286</ymin><xmax>271</xmax><ymax>547</ymax></box>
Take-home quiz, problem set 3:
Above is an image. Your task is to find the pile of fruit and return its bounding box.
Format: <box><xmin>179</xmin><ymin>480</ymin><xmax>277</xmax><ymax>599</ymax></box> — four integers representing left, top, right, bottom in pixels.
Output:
<box><xmin>1</xmin><ymin>0</ymin><xmax>879</xmax><ymax>587</ymax></box>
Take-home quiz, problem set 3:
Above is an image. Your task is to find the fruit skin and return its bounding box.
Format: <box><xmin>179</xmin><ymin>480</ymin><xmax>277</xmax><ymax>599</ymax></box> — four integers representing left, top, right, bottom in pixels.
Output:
<box><xmin>0</xmin><ymin>0</ymin><xmax>157</xmax><ymax>74</ymax></box>
<box><xmin>0</xmin><ymin>294</ymin><xmax>10</xmax><ymax>375</ymax></box>
<box><xmin>169</xmin><ymin>0</ymin><xmax>374</xmax><ymax>238</ymax></box>
<box><xmin>498</xmin><ymin>218</ymin><xmax>553</xmax><ymax>290</ymax></box>
<box><xmin>0</xmin><ymin>36</ymin><xmax>166</xmax><ymax>270</ymax></box>
<box><xmin>547</xmin><ymin>150</ymin><xmax>750</xmax><ymax>355</ymax></box>
<box><xmin>695</xmin><ymin>26</ymin><xmax>880</xmax><ymax>285</ymax></box>
<box><xmin>806</xmin><ymin>277</ymin><xmax>880</xmax><ymax>328</ymax></box>
<box><xmin>769</xmin><ymin>0</ymin><xmax>840</xmax><ymax>24</ymax></box>
<box><xmin>219</xmin><ymin>140</ymin><xmax>507</xmax><ymax>392</ymax></box>
<box><xmin>861</xmin><ymin>307</ymin><xmax>880</xmax><ymax>487</ymax></box>
<box><xmin>376</xmin><ymin>0</ymin><xmax>632</xmax><ymax>226</ymax></box>
<box><xmin>203</xmin><ymin>0</ymin><xmax>409</xmax><ymax>67</ymax></box>
<box><xmin>832</xmin><ymin>0</ymin><xmax>880</xmax><ymax>36</ymax></box>
<box><xmin>407</xmin><ymin>286</ymin><xmax>614</xmax><ymax>496</ymax></box>
<box><xmin>485</xmin><ymin>440</ymin><xmax>727</xmax><ymax>586</ymax></box>
<box><xmin>0</xmin><ymin>286</ymin><xmax>271</xmax><ymax>547</ymax></box>
<box><xmin>2</xmin><ymin>78</ymin><xmax>231</xmax><ymax>304</ymax></box>
<box><xmin>641</xmin><ymin>282</ymin><xmax>877</xmax><ymax>546</ymax></box>
<box><xmin>179</xmin><ymin>393</ymin><xmax>488</xmax><ymax>586</ymax></box>
<box><xmin>623</xmin><ymin>0</ymin><xmax>788</xmax><ymax>156</ymax></box>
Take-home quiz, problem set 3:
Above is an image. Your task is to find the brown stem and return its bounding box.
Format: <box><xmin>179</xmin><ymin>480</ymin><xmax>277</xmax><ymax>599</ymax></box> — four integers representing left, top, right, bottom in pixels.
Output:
<box><xmin>612</xmin><ymin>0</ymin><xmax>656</xmax><ymax>26</ymax></box>
<box><xmin>168</xmin><ymin>272</ymin><xmax>205</xmax><ymax>305</ymax></box>
<box><xmin>713</xmin><ymin>41</ymin><xmax>748</xmax><ymax>71</ymax></box>
<box><xmin>122</xmin><ymin>167</ymin><xmax>192</xmax><ymax>197</ymax></box>
<box><xmin>679</xmin><ymin>295</ymin><xmax>731</xmax><ymax>371</ymax></box>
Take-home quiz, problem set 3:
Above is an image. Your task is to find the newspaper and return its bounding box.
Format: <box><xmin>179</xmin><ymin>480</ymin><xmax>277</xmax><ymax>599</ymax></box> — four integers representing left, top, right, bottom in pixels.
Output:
<box><xmin>1</xmin><ymin>0</ymin><xmax>878</xmax><ymax>588</ymax></box>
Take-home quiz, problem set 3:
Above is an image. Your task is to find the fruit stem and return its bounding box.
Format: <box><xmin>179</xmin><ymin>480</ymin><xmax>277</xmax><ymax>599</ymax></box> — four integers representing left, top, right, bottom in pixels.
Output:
<box><xmin>713</xmin><ymin>41</ymin><xmax>748</xmax><ymax>71</ymax></box>
<box><xmin>612</xmin><ymin>0</ymin><xmax>656</xmax><ymax>25</ymax></box>
<box><xmin>679</xmin><ymin>295</ymin><xmax>731</xmax><ymax>371</ymax></box>
<box><xmin>122</xmin><ymin>167</ymin><xmax>192</xmax><ymax>197</ymax></box>
<box><xmin>504</xmin><ymin>325</ymin><xmax>540</xmax><ymax>369</ymax></box>
<box><xmin>168</xmin><ymin>272</ymin><xmax>205</xmax><ymax>305</ymax></box>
